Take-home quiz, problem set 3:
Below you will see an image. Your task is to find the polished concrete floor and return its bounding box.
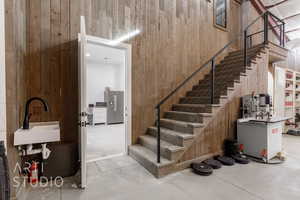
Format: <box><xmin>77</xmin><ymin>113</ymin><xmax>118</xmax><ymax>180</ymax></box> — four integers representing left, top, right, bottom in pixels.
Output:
<box><xmin>86</xmin><ymin>124</ymin><xmax>125</xmax><ymax>162</ymax></box>
<box><xmin>24</xmin><ymin>135</ymin><xmax>300</xmax><ymax>200</ymax></box>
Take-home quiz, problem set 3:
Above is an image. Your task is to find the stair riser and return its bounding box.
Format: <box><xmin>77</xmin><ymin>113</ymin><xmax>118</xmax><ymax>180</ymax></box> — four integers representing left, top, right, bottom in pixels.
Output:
<box><xmin>199</xmin><ymin>74</ymin><xmax>241</xmax><ymax>86</ymax></box>
<box><xmin>129</xmin><ymin>147</ymin><xmax>173</xmax><ymax>178</ymax></box>
<box><xmin>221</xmin><ymin>59</ymin><xmax>256</xmax><ymax>66</ymax></box>
<box><xmin>164</xmin><ymin>112</ymin><xmax>203</xmax><ymax>123</ymax></box>
<box><xmin>180</xmin><ymin>98</ymin><xmax>220</xmax><ymax>104</ymax></box>
<box><xmin>147</xmin><ymin>128</ymin><xmax>193</xmax><ymax>147</ymax></box>
<box><xmin>199</xmin><ymin>79</ymin><xmax>240</xmax><ymax>87</ymax></box>
<box><xmin>222</xmin><ymin>55</ymin><xmax>259</xmax><ymax>63</ymax></box>
<box><xmin>187</xmin><ymin>90</ymin><xmax>227</xmax><ymax>97</ymax></box>
<box><xmin>229</xmin><ymin>50</ymin><xmax>265</xmax><ymax>58</ymax></box>
<box><xmin>202</xmin><ymin>70</ymin><xmax>244</xmax><ymax>81</ymax></box>
<box><xmin>160</xmin><ymin>120</ymin><xmax>195</xmax><ymax>134</ymax></box>
<box><xmin>191</xmin><ymin>85</ymin><xmax>231</xmax><ymax>94</ymax></box>
<box><xmin>229</xmin><ymin>47</ymin><xmax>263</xmax><ymax>56</ymax></box>
<box><xmin>213</xmin><ymin>65</ymin><xmax>247</xmax><ymax>73</ymax></box>
<box><xmin>172</xmin><ymin>105</ymin><xmax>212</xmax><ymax>113</ymax></box>
<box><xmin>217</xmin><ymin>65</ymin><xmax>252</xmax><ymax>72</ymax></box>
<box><xmin>193</xmin><ymin>82</ymin><xmax>235</xmax><ymax>90</ymax></box>
<box><xmin>139</xmin><ymin>137</ymin><xmax>182</xmax><ymax>160</ymax></box>
<box><xmin>225</xmin><ymin>53</ymin><xmax>259</xmax><ymax>60</ymax></box>
<box><xmin>201</xmin><ymin>68</ymin><xmax>247</xmax><ymax>80</ymax></box>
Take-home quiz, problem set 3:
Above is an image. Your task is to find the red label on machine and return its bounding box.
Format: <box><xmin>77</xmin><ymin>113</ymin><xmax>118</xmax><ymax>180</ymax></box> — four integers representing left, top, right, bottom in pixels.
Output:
<box><xmin>272</xmin><ymin>128</ymin><xmax>279</xmax><ymax>134</ymax></box>
<box><xmin>260</xmin><ymin>149</ymin><xmax>267</xmax><ymax>157</ymax></box>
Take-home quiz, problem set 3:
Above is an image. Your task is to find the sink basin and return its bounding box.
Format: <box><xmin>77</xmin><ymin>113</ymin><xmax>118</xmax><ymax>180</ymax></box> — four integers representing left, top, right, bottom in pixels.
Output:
<box><xmin>14</xmin><ymin>121</ymin><xmax>60</xmax><ymax>146</ymax></box>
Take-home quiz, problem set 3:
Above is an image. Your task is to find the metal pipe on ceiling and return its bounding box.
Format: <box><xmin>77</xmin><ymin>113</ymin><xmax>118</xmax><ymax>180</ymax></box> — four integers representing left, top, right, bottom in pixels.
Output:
<box><xmin>265</xmin><ymin>0</ymin><xmax>290</xmax><ymax>9</ymax></box>
<box><xmin>286</xmin><ymin>27</ymin><xmax>300</xmax><ymax>34</ymax></box>
<box><xmin>282</xmin><ymin>12</ymin><xmax>300</xmax><ymax>21</ymax></box>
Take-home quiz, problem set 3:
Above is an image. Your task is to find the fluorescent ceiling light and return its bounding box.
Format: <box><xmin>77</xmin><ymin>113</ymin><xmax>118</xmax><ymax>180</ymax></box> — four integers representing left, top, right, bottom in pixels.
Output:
<box><xmin>109</xmin><ymin>29</ymin><xmax>141</xmax><ymax>46</ymax></box>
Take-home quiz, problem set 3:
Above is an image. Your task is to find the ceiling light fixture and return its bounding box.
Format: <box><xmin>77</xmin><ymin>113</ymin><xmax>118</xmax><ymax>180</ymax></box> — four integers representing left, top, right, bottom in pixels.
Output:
<box><xmin>109</xmin><ymin>29</ymin><xmax>141</xmax><ymax>46</ymax></box>
<box><xmin>86</xmin><ymin>53</ymin><xmax>91</xmax><ymax>57</ymax></box>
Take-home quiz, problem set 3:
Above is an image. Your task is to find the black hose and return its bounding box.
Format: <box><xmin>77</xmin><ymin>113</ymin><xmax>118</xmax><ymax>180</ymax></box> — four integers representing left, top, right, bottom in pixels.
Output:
<box><xmin>0</xmin><ymin>141</ymin><xmax>10</xmax><ymax>200</ymax></box>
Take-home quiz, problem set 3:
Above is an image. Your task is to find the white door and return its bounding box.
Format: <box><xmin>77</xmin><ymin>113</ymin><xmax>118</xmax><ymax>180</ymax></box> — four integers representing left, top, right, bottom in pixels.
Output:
<box><xmin>78</xmin><ymin>16</ymin><xmax>87</xmax><ymax>188</ymax></box>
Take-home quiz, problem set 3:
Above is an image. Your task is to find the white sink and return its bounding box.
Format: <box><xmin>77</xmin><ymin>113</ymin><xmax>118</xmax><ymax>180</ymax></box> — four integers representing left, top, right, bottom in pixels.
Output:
<box><xmin>14</xmin><ymin>121</ymin><xmax>60</xmax><ymax>146</ymax></box>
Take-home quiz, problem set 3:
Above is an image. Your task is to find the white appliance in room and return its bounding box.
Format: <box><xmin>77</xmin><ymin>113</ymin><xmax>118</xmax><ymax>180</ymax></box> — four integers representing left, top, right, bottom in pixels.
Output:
<box><xmin>105</xmin><ymin>87</ymin><xmax>124</xmax><ymax>124</ymax></box>
<box><xmin>237</xmin><ymin>118</ymin><xmax>285</xmax><ymax>161</ymax></box>
<box><xmin>237</xmin><ymin>94</ymin><xmax>289</xmax><ymax>162</ymax></box>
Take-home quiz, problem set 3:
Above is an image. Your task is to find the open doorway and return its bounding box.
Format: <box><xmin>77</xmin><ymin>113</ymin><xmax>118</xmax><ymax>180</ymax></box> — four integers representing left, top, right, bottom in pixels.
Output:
<box><xmin>78</xmin><ymin>16</ymin><xmax>134</xmax><ymax>188</ymax></box>
<box><xmin>84</xmin><ymin>36</ymin><xmax>132</xmax><ymax>163</ymax></box>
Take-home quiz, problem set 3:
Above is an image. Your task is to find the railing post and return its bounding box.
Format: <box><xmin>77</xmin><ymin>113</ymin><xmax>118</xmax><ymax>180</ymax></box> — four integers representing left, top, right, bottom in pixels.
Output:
<box><xmin>283</xmin><ymin>22</ymin><xmax>285</xmax><ymax>47</ymax></box>
<box><xmin>279</xmin><ymin>24</ymin><xmax>283</xmax><ymax>46</ymax></box>
<box><xmin>264</xmin><ymin>12</ymin><xmax>269</xmax><ymax>44</ymax></box>
<box><xmin>244</xmin><ymin>30</ymin><xmax>247</xmax><ymax>68</ymax></box>
<box><xmin>210</xmin><ymin>59</ymin><xmax>215</xmax><ymax>105</ymax></box>
<box><xmin>156</xmin><ymin>106</ymin><xmax>161</xmax><ymax>163</ymax></box>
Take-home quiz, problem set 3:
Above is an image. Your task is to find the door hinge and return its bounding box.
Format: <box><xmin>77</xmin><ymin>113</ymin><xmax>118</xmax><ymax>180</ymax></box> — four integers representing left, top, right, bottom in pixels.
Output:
<box><xmin>79</xmin><ymin>112</ymin><xmax>87</xmax><ymax>117</ymax></box>
<box><xmin>78</xmin><ymin>121</ymin><xmax>87</xmax><ymax>127</ymax></box>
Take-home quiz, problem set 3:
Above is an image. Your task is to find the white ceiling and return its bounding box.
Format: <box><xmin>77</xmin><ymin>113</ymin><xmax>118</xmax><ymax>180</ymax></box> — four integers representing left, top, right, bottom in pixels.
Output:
<box><xmin>262</xmin><ymin>0</ymin><xmax>300</xmax><ymax>49</ymax></box>
<box><xmin>86</xmin><ymin>42</ymin><xmax>125</xmax><ymax>65</ymax></box>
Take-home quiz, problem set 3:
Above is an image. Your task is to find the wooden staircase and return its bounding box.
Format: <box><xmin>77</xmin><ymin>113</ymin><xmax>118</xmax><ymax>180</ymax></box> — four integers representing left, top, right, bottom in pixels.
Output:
<box><xmin>129</xmin><ymin>44</ymin><xmax>268</xmax><ymax>177</ymax></box>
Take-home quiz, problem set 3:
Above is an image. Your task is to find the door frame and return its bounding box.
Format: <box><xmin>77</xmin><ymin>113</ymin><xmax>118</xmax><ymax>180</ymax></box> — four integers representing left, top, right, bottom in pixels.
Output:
<box><xmin>85</xmin><ymin>34</ymin><xmax>132</xmax><ymax>155</ymax></box>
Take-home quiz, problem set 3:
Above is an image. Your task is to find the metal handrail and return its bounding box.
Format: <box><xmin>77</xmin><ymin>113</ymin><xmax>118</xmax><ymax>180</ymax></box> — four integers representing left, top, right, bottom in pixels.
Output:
<box><xmin>155</xmin><ymin>10</ymin><xmax>285</xmax><ymax>163</ymax></box>
<box><xmin>156</xmin><ymin>11</ymin><xmax>267</xmax><ymax>108</ymax></box>
<box><xmin>247</xmin><ymin>24</ymin><xmax>284</xmax><ymax>38</ymax></box>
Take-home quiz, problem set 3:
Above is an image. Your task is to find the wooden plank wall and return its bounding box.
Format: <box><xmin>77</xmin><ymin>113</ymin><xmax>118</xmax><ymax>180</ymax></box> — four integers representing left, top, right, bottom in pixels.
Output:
<box><xmin>5</xmin><ymin>0</ymin><xmax>27</xmax><ymax>197</ymax></box>
<box><xmin>24</xmin><ymin>0</ymin><xmax>242</xmax><ymax>144</ymax></box>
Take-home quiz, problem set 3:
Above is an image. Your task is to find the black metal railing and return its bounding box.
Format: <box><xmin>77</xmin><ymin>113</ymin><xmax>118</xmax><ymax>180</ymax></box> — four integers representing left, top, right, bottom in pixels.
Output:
<box><xmin>246</xmin><ymin>11</ymin><xmax>285</xmax><ymax>49</ymax></box>
<box><xmin>155</xmin><ymin>11</ymin><xmax>285</xmax><ymax>163</ymax></box>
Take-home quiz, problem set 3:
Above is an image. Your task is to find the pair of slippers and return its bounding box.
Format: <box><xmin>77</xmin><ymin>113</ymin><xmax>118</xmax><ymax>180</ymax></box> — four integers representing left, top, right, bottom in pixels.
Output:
<box><xmin>191</xmin><ymin>154</ymin><xmax>250</xmax><ymax>176</ymax></box>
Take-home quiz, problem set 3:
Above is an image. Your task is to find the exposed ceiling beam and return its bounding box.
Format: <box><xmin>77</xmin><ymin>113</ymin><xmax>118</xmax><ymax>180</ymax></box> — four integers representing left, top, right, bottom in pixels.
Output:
<box><xmin>286</xmin><ymin>27</ymin><xmax>300</xmax><ymax>34</ymax></box>
<box><xmin>265</xmin><ymin>0</ymin><xmax>290</xmax><ymax>9</ymax></box>
<box><xmin>283</xmin><ymin>12</ymin><xmax>300</xmax><ymax>21</ymax></box>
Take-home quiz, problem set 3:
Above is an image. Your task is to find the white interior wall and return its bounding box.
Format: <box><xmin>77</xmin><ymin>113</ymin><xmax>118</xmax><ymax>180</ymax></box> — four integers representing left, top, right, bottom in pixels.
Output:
<box><xmin>0</xmin><ymin>0</ymin><xmax>6</xmax><ymax>146</ymax></box>
<box><xmin>274</xmin><ymin>66</ymin><xmax>285</xmax><ymax>117</ymax></box>
<box><xmin>87</xmin><ymin>62</ymin><xmax>125</xmax><ymax>104</ymax></box>
<box><xmin>86</xmin><ymin>43</ymin><xmax>125</xmax><ymax>106</ymax></box>
<box><xmin>268</xmin><ymin>67</ymin><xmax>274</xmax><ymax>98</ymax></box>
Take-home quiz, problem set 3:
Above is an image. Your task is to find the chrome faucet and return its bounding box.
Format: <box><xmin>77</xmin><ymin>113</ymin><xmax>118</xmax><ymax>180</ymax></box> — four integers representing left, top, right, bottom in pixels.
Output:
<box><xmin>22</xmin><ymin>97</ymin><xmax>49</xmax><ymax>129</ymax></box>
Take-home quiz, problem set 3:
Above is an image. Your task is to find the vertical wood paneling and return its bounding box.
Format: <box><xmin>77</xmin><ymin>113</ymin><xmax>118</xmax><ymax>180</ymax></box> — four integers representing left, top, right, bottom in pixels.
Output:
<box><xmin>5</xmin><ymin>0</ymin><xmax>27</xmax><ymax>197</ymax></box>
<box><xmin>24</xmin><ymin>0</ymin><xmax>242</xmax><ymax>144</ymax></box>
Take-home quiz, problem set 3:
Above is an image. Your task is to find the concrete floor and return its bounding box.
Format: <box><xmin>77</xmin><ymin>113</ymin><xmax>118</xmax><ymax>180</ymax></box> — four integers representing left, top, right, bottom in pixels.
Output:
<box><xmin>86</xmin><ymin>124</ymin><xmax>125</xmax><ymax>162</ymax></box>
<box><xmin>24</xmin><ymin>135</ymin><xmax>300</xmax><ymax>200</ymax></box>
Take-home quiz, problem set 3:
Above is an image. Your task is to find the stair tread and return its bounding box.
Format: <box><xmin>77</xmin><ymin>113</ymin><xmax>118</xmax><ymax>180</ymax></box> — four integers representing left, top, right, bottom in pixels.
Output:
<box><xmin>175</xmin><ymin>103</ymin><xmax>221</xmax><ymax>107</ymax></box>
<box><xmin>140</xmin><ymin>135</ymin><xmax>184</xmax><ymax>152</ymax></box>
<box><xmin>165</xmin><ymin>110</ymin><xmax>213</xmax><ymax>116</ymax></box>
<box><xmin>149</xmin><ymin>126</ymin><xmax>194</xmax><ymax>140</ymax></box>
<box><xmin>182</xmin><ymin>96</ymin><xmax>228</xmax><ymax>99</ymax></box>
<box><xmin>129</xmin><ymin>144</ymin><xmax>173</xmax><ymax>167</ymax></box>
<box><xmin>173</xmin><ymin>104</ymin><xmax>207</xmax><ymax>108</ymax></box>
<box><xmin>160</xmin><ymin>118</ymin><xmax>204</xmax><ymax>128</ymax></box>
